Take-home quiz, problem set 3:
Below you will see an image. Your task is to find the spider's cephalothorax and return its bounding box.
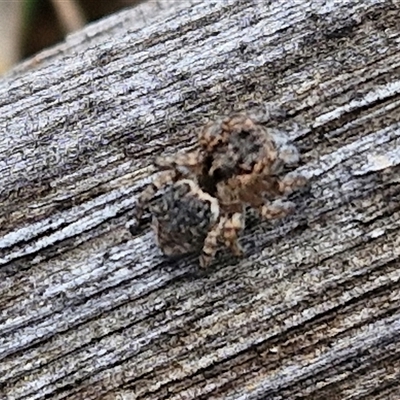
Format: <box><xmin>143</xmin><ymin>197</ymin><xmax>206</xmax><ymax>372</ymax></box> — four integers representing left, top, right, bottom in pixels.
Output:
<box><xmin>199</xmin><ymin>113</ymin><xmax>277</xmax><ymax>177</ymax></box>
<box><xmin>130</xmin><ymin>113</ymin><xmax>307</xmax><ymax>268</ymax></box>
<box><xmin>198</xmin><ymin>113</ymin><xmax>307</xmax><ymax>216</ymax></box>
<box><xmin>199</xmin><ymin>113</ymin><xmax>300</xmax><ymax>178</ymax></box>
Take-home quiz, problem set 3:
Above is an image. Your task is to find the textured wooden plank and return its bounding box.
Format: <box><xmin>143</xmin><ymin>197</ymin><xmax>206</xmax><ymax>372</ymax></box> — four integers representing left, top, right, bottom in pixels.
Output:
<box><xmin>1</xmin><ymin>0</ymin><xmax>400</xmax><ymax>399</ymax></box>
<box><xmin>7</xmin><ymin>0</ymin><xmax>203</xmax><ymax>77</ymax></box>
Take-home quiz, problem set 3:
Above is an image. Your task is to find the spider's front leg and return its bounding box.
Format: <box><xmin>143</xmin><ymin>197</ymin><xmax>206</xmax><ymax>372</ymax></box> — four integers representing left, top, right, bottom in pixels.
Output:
<box><xmin>221</xmin><ymin>212</ymin><xmax>245</xmax><ymax>257</ymax></box>
<box><xmin>155</xmin><ymin>149</ymin><xmax>205</xmax><ymax>176</ymax></box>
<box><xmin>199</xmin><ymin>217</ymin><xmax>225</xmax><ymax>268</ymax></box>
<box><xmin>257</xmin><ymin>171</ymin><xmax>307</xmax><ymax>221</ymax></box>
<box><xmin>129</xmin><ymin>169</ymin><xmax>179</xmax><ymax>235</ymax></box>
<box><xmin>277</xmin><ymin>172</ymin><xmax>308</xmax><ymax>196</ymax></box>
<box><xmin>259</xmin><ymin>199</ymin><xmax>296</xmax><ymax>220</ymax></box>
<box><xmin>199</xmin><ymin>212</ymin><xmax>245</xmax><ymax>268</ymax></box>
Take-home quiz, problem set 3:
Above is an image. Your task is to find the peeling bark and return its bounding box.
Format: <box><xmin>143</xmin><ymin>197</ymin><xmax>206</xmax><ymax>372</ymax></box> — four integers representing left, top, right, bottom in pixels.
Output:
<box><xmin>1</xmin><ymin>0</ymin><xmax>400</xmax><ymax>399</ymax></box>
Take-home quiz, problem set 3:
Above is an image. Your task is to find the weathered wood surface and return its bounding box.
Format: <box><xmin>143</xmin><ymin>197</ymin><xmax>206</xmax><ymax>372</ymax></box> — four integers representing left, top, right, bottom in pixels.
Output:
<box><xmin>1</xmin><ymin>0</ymin><xmax>400</xmax><ymax>399</ymax></box>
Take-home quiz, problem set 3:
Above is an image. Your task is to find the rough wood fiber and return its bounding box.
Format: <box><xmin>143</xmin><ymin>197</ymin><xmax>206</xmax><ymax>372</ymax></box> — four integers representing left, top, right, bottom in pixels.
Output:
<box><xmin>7</xmin><ymin>0</ymin><xmax>203</xmax><ymax>77</ymax></box>
<box><xmin>1</xmin><ymin>0</ymin><xmax>400</xmax><ymax>399</ymax></box>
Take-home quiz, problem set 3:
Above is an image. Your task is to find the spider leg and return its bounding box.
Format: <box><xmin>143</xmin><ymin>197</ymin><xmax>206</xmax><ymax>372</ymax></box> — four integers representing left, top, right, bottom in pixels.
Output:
<box><xmin>277</xmin><ymin>172</ymin><xmax>308</xmax><ymax>196</ymax></box>
<box><xmin>199</xmin><ymin>217</ymin><xmax>225</xmax><ymax>268</ymax></box>
<box><xmin>221</xmin><ymin>212</ymin><xmax>245</xmax><ymax>257</ymax></box>
<box><xmin>256</xmin><ymin>171</ymin><xmax>307</xmax><ymax>221</ymax></box>
<box><xmin>259</xmin><ymin>199</ymin><xmax>296</xmax><ymax>220</ymax></box>
<box><xmin>199</xmin><ymin>212</ymin><xmax>244</xmax><ymax>268</ymax></box>
<box><xmin>155</xmin><ymin>150</ymin><xmax>204</xmax><ymax>175</ymax></box>
<box><xmin>129</xmin><ymin>169</ymin><xmax>179</xmax><ymax>235</ymax></box>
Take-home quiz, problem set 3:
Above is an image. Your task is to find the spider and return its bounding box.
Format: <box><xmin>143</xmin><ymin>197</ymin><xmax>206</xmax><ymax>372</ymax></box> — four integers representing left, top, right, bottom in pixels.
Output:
<box><xmin>129</xmin><ymin>113</ymin><xmax>307</xmax><ymax>267</ymax></box>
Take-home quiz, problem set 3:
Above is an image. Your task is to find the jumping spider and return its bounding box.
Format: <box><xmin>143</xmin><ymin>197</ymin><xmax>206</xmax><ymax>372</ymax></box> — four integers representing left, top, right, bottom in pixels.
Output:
<box><xmin>130</xmin><ymin>113</ymin><xmax>307</xmax><ymax>267</ymax></box>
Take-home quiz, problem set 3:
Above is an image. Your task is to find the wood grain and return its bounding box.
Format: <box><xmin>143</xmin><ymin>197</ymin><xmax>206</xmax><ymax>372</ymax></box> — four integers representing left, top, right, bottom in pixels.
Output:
<box><xmin>1</xmin><ymin>0</ymin><xmax>400</xmax><ymax>399</ymax></box>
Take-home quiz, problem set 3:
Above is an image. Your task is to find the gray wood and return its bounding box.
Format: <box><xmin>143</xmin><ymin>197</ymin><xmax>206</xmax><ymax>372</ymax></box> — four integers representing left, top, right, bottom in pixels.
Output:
<box><xmin>1</xmin><ymin>0</ymin><xmax>400</xmax><ymax>399</ymax></box>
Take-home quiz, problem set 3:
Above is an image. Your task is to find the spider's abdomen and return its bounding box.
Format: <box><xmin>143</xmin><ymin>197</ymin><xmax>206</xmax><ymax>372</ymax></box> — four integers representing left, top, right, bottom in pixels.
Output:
<box><xmin>150</xmin><ymin>180</ymin><xmax>219</xmax><ymax>255</ymax></box>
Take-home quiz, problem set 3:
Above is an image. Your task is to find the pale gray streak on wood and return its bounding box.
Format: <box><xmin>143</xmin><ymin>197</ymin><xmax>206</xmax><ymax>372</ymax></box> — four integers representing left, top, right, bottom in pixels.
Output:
<box><xmin>1</xmin><ymin>0</ymin><xmax>400</xmax><ymax>399</ymax></box>
<box><xmin>6</xmin><ymin>0</ymin><xmax>205</xmax><ymax>77</ymax></box>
